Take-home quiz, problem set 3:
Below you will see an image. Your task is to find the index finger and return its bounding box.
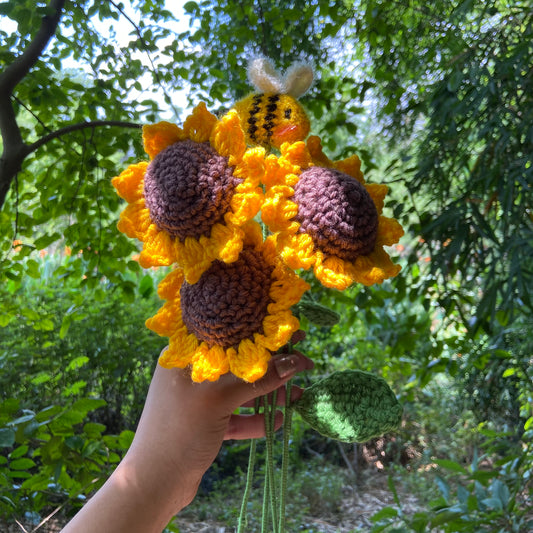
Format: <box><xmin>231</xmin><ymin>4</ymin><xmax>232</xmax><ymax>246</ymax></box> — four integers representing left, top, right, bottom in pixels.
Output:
<box><xmin>214</xmin><ymin>351</ymin><xmax>313</xmax><ymax>409</ymax></box>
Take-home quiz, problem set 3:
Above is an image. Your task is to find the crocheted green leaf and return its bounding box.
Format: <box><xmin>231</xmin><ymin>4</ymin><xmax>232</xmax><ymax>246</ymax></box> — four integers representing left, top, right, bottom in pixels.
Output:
<box><xmin>295</xmin><ymin>301</ymin><xmax>340</xmax><ymax>327</ymax></box>
<box><xmin>294</xmin><ymin>370</ymin><xmax>403</xmax><ymax>443</ymax></box>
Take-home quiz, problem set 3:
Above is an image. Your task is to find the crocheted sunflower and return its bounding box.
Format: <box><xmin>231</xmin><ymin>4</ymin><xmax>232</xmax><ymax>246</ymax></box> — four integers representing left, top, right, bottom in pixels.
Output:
<box><xmin>112</xmin><ymin>102</ymin><xmax>265</xmax><ymax>283</ymax></box>
<box><xmin>145</xmin><ymin>221</ymin><xmax>310</xmax><ymax>383</ymax></box>
<box><xmin>261</xmin><ymin>137</ymin><xmax>404</xmax><ymax>290</ymax></box>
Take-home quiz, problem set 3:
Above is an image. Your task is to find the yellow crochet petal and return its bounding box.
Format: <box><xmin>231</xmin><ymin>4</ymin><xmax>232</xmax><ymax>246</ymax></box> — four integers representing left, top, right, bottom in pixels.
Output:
<box><xmin>191</xmin><ymin>344</ymin><xmax>230</xmax><ymax>383</ymax></box>
<box><xmin>257</xmin><ymin>310</ymin><xmax>300</xmax><ymax>351</ymax></box>
<box><xmin>278</xmin><ymin>232</ymin><xmax>316</xmax><ymax>270</ymax></box>
<box><xmin>183</xmin><ymin>102</ymin><xmax>217</xmax><ymax>143</ymax></box>
<box><xmin>348</xmin><ymin>247</ymin><xmax>402</xmax><ymax>286</ymax></box>
<box><xmin>210</xmin><ymin>109</ymin><xmax>246</xmax><ymax>162</ymax></box>
<box><xmin>145</xmin><ymin>303</ymin><xmax>180</xmax><ymax>337</ymax></box>
<box><xmin>157</xmin><ymin>268</ymin><xmax>184</xmax><ymax>299</ymax></box>
<box><xmin>143</xmin><ymin>122</ymin><xmax>185</xmax><ymax>160</ymax></box>
<box><xmin>365</xmin><ymin>184</ymin><xmax>388</xmax><ymax>214</ymax></box>
<box><xmin>313</xmin><ymin>254</ymin><xmax>354</xmax><ymax>290</ymax></box>
<box><xmin>262</xmin><ymin>154</ymin><xmax>286</xmax><ymax>188</ymax></box>
<box><xmin>377</xmin><ymin>216</ymin><xmax>405</xmax><ymax>246</ymax></box>
<box><xmin>260</xmin><ymin>234</ymin><xmax>279</xmax><ymax>264</ymax></box>
<box><xmin>306</xmin><ymin>135</ymin><xmax>333</xmax><ymax>167</ymax></box>
<box><xmin>204</xmin><ymin>223</ymin><xmax>244</xmax><ymax>264</ymax></box>
<box><xmin>241</xmin><ymin>220</ymin><xmax>264</xmax><ymax>248</ymax></box>
<box><xmin>158</xmin><ymin>332</ymin><xmax>198</xmax><ymax>369</ymax></box>
<box><xmin>280</xmin><ymin>140</ymin><xmax>312</xmax><ymax>170</ymax></box>
<box><xmin>139</xmin><ymin>226</ymin><xmax>175</xmax><ymax>267</ymax></box>
<box><xmin>261</xmin><ymin>187</ymin><xmax>298</xmax><ymax>232</ymax></box>
<box><xmin>268</xmin><ymin>269</ymin><xmax>310</xmax><ymax>312</ymax></box>
<box><xmin>225</xmin><ymin>188</ymin><xmax>263</xmax><ymax>226</ymax></box>
<box><xmin>336</xmin><ymin>154</ymin><xmax>364</xmax><ymax>183</ymax></box>
<box><xmin>117</xmin><ymin>200</ymin><xmax>150</xmax><ymax>239</ymax></box>
<box><xmin>112</xmin><ymin>162</ymin><xmax>148</xmax><ymax>203</ymax></box>
<box><xmin>175</xmin><ymin>237</ymin><xmax>213</xmax><ymax>284</ymax></box>
<box><xmin>230</xmin><ymin>339</ymin><xmax>271</xmax><ymax>383</ymax></box>
<box><xmin>238</xmin><ymin>147</ymin><xmax>266</xmax><ymax>187</ymax></box>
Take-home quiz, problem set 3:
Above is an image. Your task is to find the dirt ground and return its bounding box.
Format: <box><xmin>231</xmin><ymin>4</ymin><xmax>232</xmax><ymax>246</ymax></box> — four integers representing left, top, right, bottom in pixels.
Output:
<box><xmin>173</xmin><ymin>471</ymin><xmax>421</xmax><ymax>533</ymax></box>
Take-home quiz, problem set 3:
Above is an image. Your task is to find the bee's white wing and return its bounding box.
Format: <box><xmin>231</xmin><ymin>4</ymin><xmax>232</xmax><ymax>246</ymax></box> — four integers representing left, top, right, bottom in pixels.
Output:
<box><xmin>283</xmin><ymin>62</ymin><xmax>314</xmax><ymax>98</ymax></box>
<box><xmin>248</xmin><ymin>57</ymin><xmax>284</xmax><ymax>93</ymax></box>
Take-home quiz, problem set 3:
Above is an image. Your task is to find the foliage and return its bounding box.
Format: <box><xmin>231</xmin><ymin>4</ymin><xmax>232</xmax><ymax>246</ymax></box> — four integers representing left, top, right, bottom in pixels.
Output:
<box><xmin>1</xmin><ymin>250</ymin><xmax>166</xmax><ymax>431</ymax></box>
<box><xmin>0</xmin><ymin>395</ymin><xmax>134</xmax><ymax>523</ymax></box>
<box><xmin>0</xmin><ymin>250</ymin><xmax>166</xmax><ymax>524</ymax></box>
<box><xmin>178</xmin><ymin>457</ymin><xmax>347</xmax><ymax>532</ymax></box>
<box><xmin>371</xmin><ymin>453</ymin><xmax>533</xmax><ymax>533</ymax></box>
<box><xmin>352</xmin><ymin>0</ymin><xmax>533</xmax><ymax>329</ymax></box>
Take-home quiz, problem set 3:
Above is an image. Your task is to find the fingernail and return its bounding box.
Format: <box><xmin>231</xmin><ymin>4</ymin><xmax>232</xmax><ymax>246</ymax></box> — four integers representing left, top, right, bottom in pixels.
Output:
<box><xmin>274</xmin><ymin>354</ymin><xmax>300</xmax><ymax>379</ymax></box>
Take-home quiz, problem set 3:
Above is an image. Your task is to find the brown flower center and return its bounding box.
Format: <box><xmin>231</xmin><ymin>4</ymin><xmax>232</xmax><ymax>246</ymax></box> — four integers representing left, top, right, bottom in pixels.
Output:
<box><xmin>292</xmin><ymin>167</ymin><xmax>378</xmax><ymax>261</ymax></box>
<box><xmin>143</xmin><ymin>140</ymin><xmax>241</xmax><ymax>240</ymax></box>
<box><xmin>180</xmin><ymin>248</ymin><xmax>273</xmax><ymax>348</ymax></box>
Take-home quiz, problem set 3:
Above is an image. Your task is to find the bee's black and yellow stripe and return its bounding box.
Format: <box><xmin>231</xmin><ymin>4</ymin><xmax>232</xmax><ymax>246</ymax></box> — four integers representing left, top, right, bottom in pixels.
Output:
<box><xmin>246</xmin><ymin>93</ymin><xmax>281</xmax><ymax>145</ymax></box>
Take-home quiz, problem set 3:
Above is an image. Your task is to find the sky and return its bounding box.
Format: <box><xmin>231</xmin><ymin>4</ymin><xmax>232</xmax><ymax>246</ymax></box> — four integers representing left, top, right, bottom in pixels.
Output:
<box><xmin>0</xmin><ymin>0</ymin><xmax>193</xmax><ymax>120</ymax></box>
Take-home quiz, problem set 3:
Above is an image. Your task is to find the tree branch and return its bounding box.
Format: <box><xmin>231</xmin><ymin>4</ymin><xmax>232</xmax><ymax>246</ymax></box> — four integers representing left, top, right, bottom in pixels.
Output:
<box><xmin>0</xmin><ymin>0</ymin><xmax>66</xmax><ymax>96</ymax></box>
<box><xmin>27</xmin><ymin>120</ymin><xmax>142</xmax><ymax>155</ymax></box>
<box><xmin>0</xmin><ymin>0</ymin><xmax>66</xmax><ymax>211</ymax></box>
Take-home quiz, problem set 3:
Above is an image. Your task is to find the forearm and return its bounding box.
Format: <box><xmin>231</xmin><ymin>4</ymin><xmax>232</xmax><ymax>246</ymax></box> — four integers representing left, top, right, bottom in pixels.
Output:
<box><xmin>62</xmin><ymin>448</ymin><xmax>200</xmax><ymax>533</ymax></box>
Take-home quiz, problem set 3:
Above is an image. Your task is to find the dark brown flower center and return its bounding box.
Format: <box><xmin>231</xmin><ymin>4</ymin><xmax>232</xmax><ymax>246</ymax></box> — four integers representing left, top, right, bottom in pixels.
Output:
<box><xmin>292</xmin><ymin>167</ymin><xmax>378</xmax><ymax>261</ymax></box>
<box><xmin>143</xmin><ymin>140</ymin><xmax>240</xmax><ymax>240</ymax></box>
<box><xmin>180</xmin><ymin>248</ymin><xmax>273</xmax><ymax>349</ymax></box>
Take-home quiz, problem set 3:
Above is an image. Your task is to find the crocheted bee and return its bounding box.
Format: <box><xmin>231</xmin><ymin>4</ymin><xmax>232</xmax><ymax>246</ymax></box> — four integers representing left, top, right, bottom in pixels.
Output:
<box><xmin>232</xmin><ymin>57</ymin><xmax>314</xmax><ymax>149</ymax></box>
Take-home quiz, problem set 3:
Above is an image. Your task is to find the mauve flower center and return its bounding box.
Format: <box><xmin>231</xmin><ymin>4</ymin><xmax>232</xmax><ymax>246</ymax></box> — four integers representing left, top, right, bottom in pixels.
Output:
<box><xmin>292</xmin><ymin>167</ymin><xmax>378</xmax><ymax>261</ymax></box>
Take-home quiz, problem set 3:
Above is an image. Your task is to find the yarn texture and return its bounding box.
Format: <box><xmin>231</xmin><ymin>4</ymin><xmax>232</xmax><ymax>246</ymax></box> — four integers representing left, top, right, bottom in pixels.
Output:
<box><xmin>233</xmin><ymin>93</ymin><xmax>310</xmax><ymax>149</ymax></box>
<box><xmin>112</xmin><ymin>103</ymin><xmax>266</xmax><ymax>283</ymax></box>
<box><xmin>294</xmin><ymin>370</ymin><xmax>403</xmax><ymax>443</ymax></box>
<box><xmin>112</xmin><ymin>59</ymin><xmax>405</xmax><ymax>387</ymax></box>
<box><xmin>146</xmin><ymin>221</ymin><xmax>310</xmax><ymax>383</ymax></box>
<box><xmin>293</xmin><ymin>166</ymin><xmax>379</xmax><ymax>262</ymax></box>
<box><xmin>180</xmin><ymin>247</ymin><xmax>273</xmax><ymax>348</ymax></box>
<box><xmin>261</xmin><ymin>138</ymin><xmax>404</xmax><ymax>290</ymax></box>
<box><xmin>295</xmin><ymin>300</ymin><xmax>341</xmax><ymax>327</ymax></box>
<box><xmin>144</xmin><ymin>140</ymin><xmax>240</xmax><ymax>240</ymax></box>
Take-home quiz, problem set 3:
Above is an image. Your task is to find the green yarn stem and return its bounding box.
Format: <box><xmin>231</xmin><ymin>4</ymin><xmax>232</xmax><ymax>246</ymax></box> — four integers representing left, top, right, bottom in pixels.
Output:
<box><xmin>261</xmin><ymin>457</ymin><xmax>270</xmax><ymax>533</ymax></box>
<box><xmin>278</xmin><ymin>379</ymin><xmax>293</xmax><ymax>533</ymax></box>
<box><xmin>237</xmin><ymin>398</ymin><xmax>260</xmax><ymax>533</ymax></box>
<box><xmin>267</xmin><ymin>389</ymin><xmax>279</xmax><ymax>533</ymax></box>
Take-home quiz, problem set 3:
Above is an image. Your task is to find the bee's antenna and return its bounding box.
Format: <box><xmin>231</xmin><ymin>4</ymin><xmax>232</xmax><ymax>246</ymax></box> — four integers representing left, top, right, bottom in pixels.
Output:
<box><xmin>248</xmin><ymin>57</ymin><xmax>284</xmax><ymax>93</ymax></box>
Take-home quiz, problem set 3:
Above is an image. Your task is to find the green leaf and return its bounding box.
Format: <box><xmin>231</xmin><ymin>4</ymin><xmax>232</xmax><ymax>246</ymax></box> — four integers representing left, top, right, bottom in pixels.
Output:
<box><xmin>0</xmin><ymin>428</ymin><xmax>15</xmax><ymax>447</ymax></box>
<box><xmin>371</xmin><ymin>506</ymin><xmax>399</xmax><ymax>521</ymax></box>
<box><xmin>183</xmin><ymin>1</ymin><xmax>198</xmax><ymax>13</ymax></box>
<box><xmin>433</xmin><ymin>458</ymin><xmax>468</xmax><ymax>475</ymax></box>
<box><xmin>31</xmin><ymin>372</ymin><xmax>52</xmax><ymax>385</ymax></box>
<box><xmin>83</xmin><ymin>422</ymin><xmax>106</xmax><ymax>437</ymax></box>
<box><xmin>118</xmin><ymin>430</ymin><xmax>135</xmax><ymax>449</ymax></box>
<box><xmin>66</xmin><ymin>356</ymin><xmax>90</xmax><ymax>371</ymax></box>
<box><xmin>9</xmin><ymin>458</ymin><xmax>35</xmax><ymax>470</ymax></box>
<box><xmin>59</xmin><ymin>315</ymin><xmax>72</xmax><ymax>339</ymax></box>
<box><xmin>72</xmin><ymin>398</ymin><xmax>106</xmax><ymax>415</ymax></box>
<box><xmin>295</xmin><ymin>301</ymin><xmax>341</xmax><ymax>327</ymax></box>
<box><xmin>9</xmin><ymin>445</ymin><xmax>29</xmax><ymax>459</ymax></box>
<box><xmin>294</xmin><ymin>370</ymin><xmax>402</xmax><ymax>442</ymax></box>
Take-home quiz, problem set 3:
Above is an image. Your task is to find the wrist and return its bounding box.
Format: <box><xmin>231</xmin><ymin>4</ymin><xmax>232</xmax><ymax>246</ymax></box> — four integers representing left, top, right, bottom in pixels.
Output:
<box><xmin>117</xmin><ymin>444</ymin><xmax>202</xmax><ymax>518</ymax></box>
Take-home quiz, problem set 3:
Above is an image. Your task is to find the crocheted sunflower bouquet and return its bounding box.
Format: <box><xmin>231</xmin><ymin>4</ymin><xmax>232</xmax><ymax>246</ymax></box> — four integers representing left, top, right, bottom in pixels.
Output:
<box><xmin>112</xmin><ymin>57</ymin><xmax>404</xmax><ymax>531</ymax></box>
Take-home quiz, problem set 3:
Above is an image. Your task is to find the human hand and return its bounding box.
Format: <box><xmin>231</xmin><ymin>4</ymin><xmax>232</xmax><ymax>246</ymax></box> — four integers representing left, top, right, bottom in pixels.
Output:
<box><xmin>62</xmin><ymin>348</ymin><xmax>313</xmax><ymax>533</ymax></box>
<box><xmin>128</xmin><ymin>348</ymin><xmax>314</xmax><ymax>506</ymax></box>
